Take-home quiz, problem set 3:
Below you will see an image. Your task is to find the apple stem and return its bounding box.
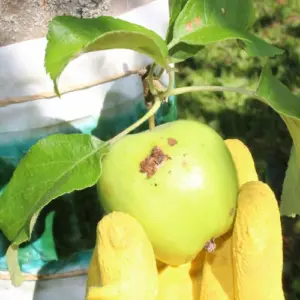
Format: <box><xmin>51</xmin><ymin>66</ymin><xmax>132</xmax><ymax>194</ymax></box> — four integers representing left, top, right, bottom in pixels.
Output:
<box><xmin>156</xmin><ymin>66</ymin><xmax>164</xmax><ymax>80</ymax></box>
<box><xmin>148</xmin><ymin>64</ymin><xmax>158</xmax><ymax>96</ymax></box>
<box><xmin>108</xmin><ymin>64</ymin><xmax>177</xmax><ymax>144</ymax></box>
<box><xmin>160</xmin><ymin>85</ymin><xmax>256</xmax><ymax>99</ymax></box>
<box><xmin>146</xmin><ymin>64</ymin><xmax>158</xmax><ymax>130</ymax></box>
<box><xmin>147</xmin><ymin>102</ymin><xmax>156</xmax><ymax>130</ymax></box>
<box><xmin>166</xmin><ymin>68</ymin><xmax>175</xmax><ymax>97</ymax></box>
<box><xmin>108</xmin><ymin>97</ymin><xmax>161</xmax><ymax>145</ymax></box>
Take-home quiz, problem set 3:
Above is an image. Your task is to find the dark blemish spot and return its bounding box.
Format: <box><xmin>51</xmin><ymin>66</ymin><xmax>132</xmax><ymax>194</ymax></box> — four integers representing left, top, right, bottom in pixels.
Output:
<box><xmin>230</xmin><ymin>208</ymin><xmax>235</xmax><ymax>216</ymax></box>
<box><xmin>168</xmin><ymin>138</ymin><xmax>177</xmax><ymax>146</ymax></box>
<box><xmin>168</xmin><ymin>170</ymin><xmax>172</xmax><ymax>174</ymax></box>
<box><xmin>154</xmin><ymin>183</ymin><xmax>158</xmax><ymax>187</ymax></box>
<box><xmin>183</xmin><ymin>153</ymin><xmax>187</xmax><ymax>157</ymax></box>
<box><xmin>140</xmin><ymin>146</ymin><xmax>171</xmax><ymax>178</ymax></box>
<box><xmin>204</xmin><ymin>238</ymin><xmax>216</xmax><ymax>253</ymax></box>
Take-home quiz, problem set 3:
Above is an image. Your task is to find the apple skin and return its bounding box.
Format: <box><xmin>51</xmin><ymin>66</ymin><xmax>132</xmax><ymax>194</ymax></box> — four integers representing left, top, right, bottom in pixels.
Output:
<box><xmin>97</xmin><ymin>120</ymin><xmax>239</xmax><ymax>266</ymax></box>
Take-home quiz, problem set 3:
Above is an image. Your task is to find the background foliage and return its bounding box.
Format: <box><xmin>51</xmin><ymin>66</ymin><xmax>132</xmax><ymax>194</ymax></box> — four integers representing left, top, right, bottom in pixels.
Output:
<box><xmin>176</xmin><ymin>1</ymin><xmax>300</xmax><ymax>298</ymax></box>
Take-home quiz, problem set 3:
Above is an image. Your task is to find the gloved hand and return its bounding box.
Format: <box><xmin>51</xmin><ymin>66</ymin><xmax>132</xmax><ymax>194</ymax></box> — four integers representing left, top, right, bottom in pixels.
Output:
<box><xmin>85</xmin><ymin>139</ymin><xmax>285</xmax><ymax>300</ymax></box>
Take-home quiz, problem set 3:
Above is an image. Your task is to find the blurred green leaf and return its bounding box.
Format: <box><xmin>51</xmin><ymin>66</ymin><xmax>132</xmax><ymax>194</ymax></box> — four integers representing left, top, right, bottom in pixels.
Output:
<box><xmin>280</xmin><ymin>145</ymin><xmax>300</xmax><ymax>216</ymax></box>
<box><xmin>6</xmin><ymin>245</ymin><xmax>23</xmax><ymax>286</ymax></box>
<box><xmin>169</xmin><ymin>42</ymin><xmax>204</xmax><ymax>63</ymax></box>
<box><xmin>167</xmin><ymin>0</ymin><xmax>188</xmax><ymax>43</ymax></box>
<box><xmin>256</xmin><ymin>66</ymin><xmax>300</xmax><ymax>216</ymax></box>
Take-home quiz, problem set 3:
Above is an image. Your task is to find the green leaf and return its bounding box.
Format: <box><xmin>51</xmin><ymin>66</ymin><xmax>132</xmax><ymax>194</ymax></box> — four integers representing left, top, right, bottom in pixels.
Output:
<box><xmin>6</xmin><ymin>245</ymin><xmax>24</xmax><ymax>287</ymax></box>
<box><xmin>286</xmin><ymin>0</ymin><xmax>300</xmax><ymax>11</ymax></box>
<box><xmin>256</xmin><ymin>66</ymin><xmax>300</xmax><ymax>216</ymax></box>
<box><xmin>0</xmin><ymin>134</ymin><xmax>109</xmax><ymax>256</ymax></box>
<box><xmin>166</xmin><ymin>0</ymin><xmax>188</xmax><ymax>43</ymax></box>
<box><xmin>280</xmin><ymin>145</ymin><xmax>300</xmax><ymax>217</ymax></box>
<box><xmin>174</xmin><ymin>0</ymin><xmax>256</xmax><ymax>35</ymax></box>
<box><xmin>45</xmin><ymin>16</ymin><xmax>169</xmax><ymax>93</ymax></box>
<box><xmin>168</xmin><ymin>0</ymin><xmax>283</xmax><ymax>58</ymax></box>
<box><xmin>177</xmin><ymin>27</ymin><xmax>283</xmax><ymax>57</ymax></box>
<box><xmin>169</xmin><ymin>42</ymin><xmax>204</xmax><ymax>63</ymax></box>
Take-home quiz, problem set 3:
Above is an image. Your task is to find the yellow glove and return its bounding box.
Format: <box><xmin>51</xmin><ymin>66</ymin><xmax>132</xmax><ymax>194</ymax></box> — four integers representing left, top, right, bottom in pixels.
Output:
<box><xmin>85</xmin><ymin>139</ymin><xmax>284</xmax><ymax>300</ymax></box>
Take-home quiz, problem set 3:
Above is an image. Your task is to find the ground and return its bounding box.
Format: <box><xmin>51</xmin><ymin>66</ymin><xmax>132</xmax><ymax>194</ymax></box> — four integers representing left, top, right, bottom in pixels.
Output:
<box><xmin>0</xmin><ymin>0</ymin><xmax>152</xmax><ymax>46</ymax></box>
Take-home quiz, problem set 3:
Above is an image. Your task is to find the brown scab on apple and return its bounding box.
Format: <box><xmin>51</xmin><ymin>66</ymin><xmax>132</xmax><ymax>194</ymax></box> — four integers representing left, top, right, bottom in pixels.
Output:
<box><xmin>140</xmin><ymin>146</ymin><xmax>171</xmax><ymax>178</ymax></box>
<box><xmin>168</xmin><ymin>138</ymin><xmax>177</xmax><ymax>146</ymax></box>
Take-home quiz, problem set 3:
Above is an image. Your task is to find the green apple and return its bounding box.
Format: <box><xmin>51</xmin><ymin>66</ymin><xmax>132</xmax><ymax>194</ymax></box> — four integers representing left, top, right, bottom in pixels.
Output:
<box><xmin>97</xmin><ymin>119</ymin><xmax>239</xmax><ymax>265</ymax></box>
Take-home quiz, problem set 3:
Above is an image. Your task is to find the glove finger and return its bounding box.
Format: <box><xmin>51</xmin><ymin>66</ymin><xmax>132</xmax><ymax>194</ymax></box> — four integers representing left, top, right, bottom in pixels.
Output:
<box><xmin>225</xmin><ymin>139</ymin><xmax>258</xmax><ymax>186</ymax></box>
<box><xmin>199</xmin><ymin>139</ymin><xmax>258</xmax><ymax>300</ymax></box>
<box><xmin>86</xmin><ymin>285</ymin><xmax>119</xmax><ymax>300</ymax></box>
<box><xmin>86</xmin><ymin>211</ymin><xmax>158</xmax><ymax>300</ymax></box>
<box><xmin>156</xmin><ymin>250</ymin><xmax>205</xmax><ymax>300</ymax></box>
<box><xmin>86</xmin><ymin>250</ymin><xmax>101</xmax><ymax>292</ymax></box>
<box><xmin>232</xmin><ymin>181</ymin><xmax>284</xmax><ymax>300</ymax></box>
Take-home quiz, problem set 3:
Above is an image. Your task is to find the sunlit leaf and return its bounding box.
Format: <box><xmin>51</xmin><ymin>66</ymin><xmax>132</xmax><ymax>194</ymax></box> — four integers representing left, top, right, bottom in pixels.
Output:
<box><xmin>168</xmin><ymin>0</ymin><xmax>283</xmax><ymax>58</ymax></box>
<box><xmin>45</xmin><ymin>16</ymin><xmax>169</xmax><ymax>94</ymax></box>
<box><xmin>0</xmin><ymin>134</ymin><xmax>109</xmax><ymax>285</ymax></box>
